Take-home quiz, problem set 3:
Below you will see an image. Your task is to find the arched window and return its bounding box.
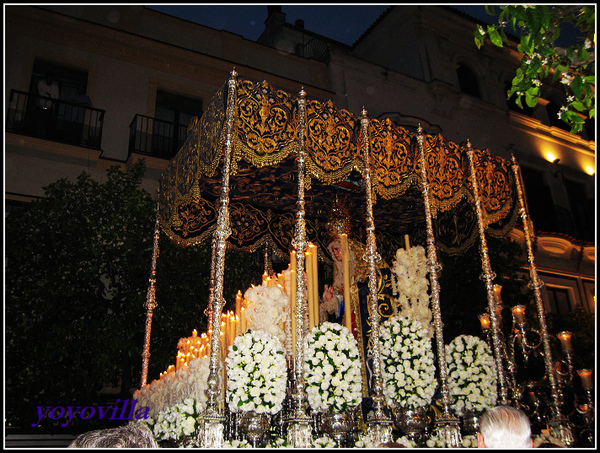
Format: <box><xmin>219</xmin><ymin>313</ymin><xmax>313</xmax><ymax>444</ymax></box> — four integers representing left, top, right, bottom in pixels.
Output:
<box><xmin>457</xmin><ymin>63</ymin><xmax>481</xmax><ymax>98</ymax></box>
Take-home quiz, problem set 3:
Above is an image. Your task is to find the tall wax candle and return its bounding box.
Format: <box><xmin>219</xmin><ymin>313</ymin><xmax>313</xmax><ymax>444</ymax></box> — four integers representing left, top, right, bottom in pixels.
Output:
<box><xmin>311</xmin><ymin>244</ymin><xmax>319</xmax><ymax>326</ymax></box>
<box><xmin>306</xmin><ymin>249</ymin><xmax>315</xmax><ymax>329</ymax></box>
<box><xmin>340</xmin><ymin>234</ymin><xmax>352</xmax><ymax>331</ymax></box>
<box><xmin>290</xmin><ymin>268</ymin><xmax>297</xmax><ymax>355</ymax></box>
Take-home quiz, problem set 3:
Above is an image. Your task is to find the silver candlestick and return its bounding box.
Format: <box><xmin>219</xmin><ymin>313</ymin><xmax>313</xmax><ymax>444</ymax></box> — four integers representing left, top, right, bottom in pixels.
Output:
<box><xmin>360</xmin><ymin>108</ymin><xmax>393</xmax><ymax>446</ymax></box>
<box><xmin>201</xmin><ymin>68</ymin><xmax>238</xmax><ymax>448</ymax></box>
<box><xmin>286</xmin><ymin>87</ymin><xmax>313</xmax><ymax>448</ymax></box>
<box><xmin>416</xmin><ymin>126</ymin><xmax>461</xmax><ymax>447</ymax></box>
<box><xmin>510</xmin><ymin>154</ymin><xmax>574</xmax><ymax>446</ymax></box>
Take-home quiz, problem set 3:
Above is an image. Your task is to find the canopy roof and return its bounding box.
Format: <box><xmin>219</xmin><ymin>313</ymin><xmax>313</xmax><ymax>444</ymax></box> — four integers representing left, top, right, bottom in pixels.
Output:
<box><xmin>157</xmin><ymin>77</ymin><xmax>518</xmax><ymax>262</ymax></box>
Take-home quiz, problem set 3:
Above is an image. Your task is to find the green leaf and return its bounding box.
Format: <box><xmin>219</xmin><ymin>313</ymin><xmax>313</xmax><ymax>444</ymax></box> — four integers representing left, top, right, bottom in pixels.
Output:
<box><xmin>571</xmin><ymin>101</ymin><xmax>585</xmax><ymax>112</ymax></box>
<box><xmin>578</xmin><ymin>47</ymin><xmax>590</xmax><ymax>63</ymax></box>
<box><xmin>487</xmin><ymin>25</ymin><xmax>503</xmax><ymax>47</ymax></box>
<box><xmin>525</xmin><ymin>91</ymin><xmax>539</xmax><ymax>108</ymax></box>
<box><xmin>571</xmin><ymin>76</ymin><xmax>584</xmax><ymax>99</ymax></box>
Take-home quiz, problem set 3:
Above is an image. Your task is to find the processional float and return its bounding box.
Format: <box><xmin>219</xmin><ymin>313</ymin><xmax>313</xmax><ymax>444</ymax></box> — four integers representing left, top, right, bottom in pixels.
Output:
<box><xmin>139</xmin><ymin>69</ymin><xmax>585</xmax><ymax>447</ymax></box>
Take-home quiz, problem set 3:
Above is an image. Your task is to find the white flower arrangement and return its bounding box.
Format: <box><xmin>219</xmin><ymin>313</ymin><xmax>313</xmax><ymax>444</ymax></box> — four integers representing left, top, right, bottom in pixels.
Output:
<box><xmin>303</xmin><ymin>322</ymin><xmax>363</xmax><ymax>414</ymax></box>
<box><xmin>424</xmin><ymin>431</ymin><xmax>447</xmax><ymax>448</ymax></box>
<box><xmin>445</xmin><ymin>335</ymin><xmax>497</xmax><ymax>416</ymax></box>
<box><xmin>151</xmin><ymin>398</ymin><xmax>201</xmax><ymax>442</ymax></box>
<box><xmin>313</xmin><ymin>436</ymin><xmax>337</xmax><ymax>448</ymax></box>
<box><xmin>532</xmin><ymin>432</ymin><xmax>567</xmax><ymax>448</ymax></box>
<box><xmin>461</xmin><ymin>434</ymin><xmax>478</xmax><ymax>448</ymax></box>
<box><xmin>266</xmin><ymin>437</ymin><xmax>290</xmax><ymax>448</ymax></box>
<box><xmin>133</xmin><ymin>356</ymin><xmax>210</xmax><ymax>420</ymax></box>
<box><xmin>226</xmin><ymin>329</ymin><xmax>288</xmax><ymax>414</ymax></box>
<box><xmin>354</xmin><ymin>435</ymin><xmax>416</xmax><ymax>448</ymax></box>
<box><xmin>380</xmin><ymin>315</ymin><xmax>437</xmax><ymax>410</ymax></box>
<box><xmin>390</xmin><ymin>246</ymin><xmax>434</xmax><ymax>339</ymax></box>
<box><xmin>244</xmin><ymin>282</ymin><xmax>291</xmax><ymax>351</ymax></box>
<box><xmin>223</xmin><ymin>439</ymin><xmax>251</xmax><ymax>448</ymax></box>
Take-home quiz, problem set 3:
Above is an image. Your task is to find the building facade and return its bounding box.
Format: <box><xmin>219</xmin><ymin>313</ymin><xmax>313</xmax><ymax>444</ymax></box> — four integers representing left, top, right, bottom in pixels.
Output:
<box><xmin>5</xmin><ymin>5</ymin><xmax>595</xmax><ymax>316</ymax></box>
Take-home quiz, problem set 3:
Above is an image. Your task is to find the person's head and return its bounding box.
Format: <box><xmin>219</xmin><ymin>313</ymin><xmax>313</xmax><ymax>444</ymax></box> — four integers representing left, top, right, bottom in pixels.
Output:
<box><xmin>328</xmin><ymin>240</ymin><xmax>343</xmax><ymax>261</ymax></box>
<box><xmin>68</xmin><ymin>422</ymin><xmax>158</xmax><ymax>448</ymax></box>
<box><xmin>477</xmin><ymin>405</ymin><xmax>533</xmax><ymax>448</ymax></box>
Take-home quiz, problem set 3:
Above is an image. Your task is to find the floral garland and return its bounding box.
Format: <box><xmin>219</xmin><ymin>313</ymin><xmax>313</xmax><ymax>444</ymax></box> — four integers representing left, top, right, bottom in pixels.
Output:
<box><xmin>380</xmin><ymin>315</ymin><xmax>437</xmax><ymax>410</ymax></box>
<box><xmin>149</xmin><ymin>398</ymin><xmax>201</xmax><ymax>443</ymax></box>
<box><xmin>244</xmin><ymin>282</ymin><xmax>291</xmax><ymax>352</ymax></box>
<box><xmin>133</xmin><ymin>356</ymin><xmax>210</xmax><ymax>420</ymax></box>
<box><xmin>390</xmin><ymin>246</ymin><xmax>433</xmax><ymax>339</ymax></box>
<box><xmin>226</xmin><ymin>329</ymin><xmax>287</xmax><ymax>414</ymax></box>
<box><xmin>303</xmin><ymin>322</ymin><xmax>363</xmax><ymax>413</ymax></box>
<box><xmin>445</xmin><ymin>335</ymin><xmax>497</xmax><ymax>416</ymax></box>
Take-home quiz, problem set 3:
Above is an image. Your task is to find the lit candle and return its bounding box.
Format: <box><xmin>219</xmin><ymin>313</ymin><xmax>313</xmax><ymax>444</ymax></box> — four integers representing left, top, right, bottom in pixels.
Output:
<box><xmin>229</xmin><ymin>311</ymin><xmax>236</xmax><ymax>347</ymax></box>
<box><xmin>512</xmin><ymin>305</ymin><xmax>526</xmax><ymax>325</ymax></box>
<box><xmin>305</xmin><ymin>249</ymin><xmax>314</xmax><ymax>329</ymax></box>
<box><xmin>557</xmin><ymin>331</ymin><xmax>572</xmax><ymax>352</ymax></box>
<box><xmin>310</xmin><ymin>244</ymin><xmax>319</xmax><ymax>326</ymax></box>
<box><xmin>241</xmin><ymin>305</ymin><xmax>247</xmax><ymax>333</ymax></box>
<box><xmin>262</xmin><ymin>271</ymin><xmax>269</xmax><ymax>285</ymax></box>
<box><xmin>404</xmin><ymin>234</ymin><xmax>410</xmax><ymax>250</ymax></box>
<box><xmin>478</xmin><ymin>313</ymin><xmax>490</xmax><ymax>331</ymax></box>
<box><xmin>192</xmin><ymin>329</ymin><xmax>197</xmax><ymax>338</ymax></box>
<box><xmin>220</xmin><ymin>323</ymin><xmax>226</xmax><ymax>357</ymax></box>
<box><xmin>340</xmin><ymin>234</ymin><xmax>352</xmax><ymax>331</ymax></box>
<box><xmin>493</xmin><ymin>284</ymin><xmax>503</xmax><ymax>306</ymax></box>
<box><xmin>290</xmin><ymin>268</ymin><xmax>297</xmax><ymax>356</ymax></box>
<box><xmin>577</xmin><ymin>369</ymin><xmax>593</xmax><ymax>390</ymax></box>
<box><xmin>235</xmin><ymin>290</ymin><xmax>242</xmax><ymax>333</ymax></box>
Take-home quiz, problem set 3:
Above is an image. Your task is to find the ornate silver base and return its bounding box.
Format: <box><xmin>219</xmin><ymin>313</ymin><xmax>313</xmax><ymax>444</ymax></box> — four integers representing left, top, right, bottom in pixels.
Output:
<box><xmin>239</xmin><ymin>410</ymin><xmax>271</xmax><ymax>447</ymax></box>
<box><xmin>393</xmin><ymin>406</ymin><xmax>430</xmax><ymax>443</ymax></box>
<box><xmin>319</xmin><ymin>411</ymin><xmax>355</xmax><ymax>448</ymax></box>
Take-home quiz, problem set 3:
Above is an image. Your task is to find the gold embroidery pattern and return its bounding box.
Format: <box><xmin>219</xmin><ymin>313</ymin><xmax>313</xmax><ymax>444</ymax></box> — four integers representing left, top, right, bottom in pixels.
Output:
<box><xmin>420</xmin><ymin>133</ymin><xmax>465</xmax><ymax>214</ymax></box>
<box><xmin>157</xmin><ymin>77</ymin><xmax>517</xmax><ymax>255</ymax></box>
<box><xmin>467</xmin><ymin>147</ymin><xmax>514</xmax><ymax>227</ymax></box>
<box><xmin>235</xmin><ymin>79</ymin><xmax>297</xmax><ymax>168</ymax></box>
<box><xmin>369</xmin><ymin>118</ymin><xmax>415</xmax><ymax>199</ymax></box>
<box><xmin>305</xmin><ymin>98</ymin><xmax>359</xmax><ymax>186</ymax></box>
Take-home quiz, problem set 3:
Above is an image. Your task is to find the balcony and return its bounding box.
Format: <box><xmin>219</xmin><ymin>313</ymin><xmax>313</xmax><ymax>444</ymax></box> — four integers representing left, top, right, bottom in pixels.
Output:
<box><xmin>6</xmin><ymin>89</ymin><xmax>105</xmax><ymax>150</ymax></box>
<box><xmin>128</xmin><ymin>114</ymin><xmax>188</xmax><ymax>160</ymax></box>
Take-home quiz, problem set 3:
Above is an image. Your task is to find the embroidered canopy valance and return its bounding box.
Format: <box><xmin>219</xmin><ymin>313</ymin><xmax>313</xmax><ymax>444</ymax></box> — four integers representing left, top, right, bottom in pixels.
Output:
<box><xmin>157</xmin><ymin>77</ymin><xmax>517</xmax><ymax>261</ymax></box>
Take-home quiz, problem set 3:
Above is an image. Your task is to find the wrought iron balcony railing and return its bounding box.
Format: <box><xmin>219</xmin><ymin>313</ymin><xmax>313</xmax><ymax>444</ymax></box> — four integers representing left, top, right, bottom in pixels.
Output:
<box><xmin>6</xmin><ymin>89</ymin><xmax>105</xmax><ymax>150</ymax></box>
<box><xmin>128</xmin><ymin>114</ymin><xmax>188</xmax><ymax>160</ymax></box>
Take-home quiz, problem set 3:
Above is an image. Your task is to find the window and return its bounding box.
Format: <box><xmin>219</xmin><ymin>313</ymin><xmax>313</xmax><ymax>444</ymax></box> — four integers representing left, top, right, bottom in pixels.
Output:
<box><xmin>564</xmin><ymin>179</ymin><xmax>594</xmax><ymax>241</ymax></box>
<box><xmin>30</xmin><ymin>57</ymin><xmax>89</xmax><ymax>102</ymax></box>
<box><xmin>546</xmin><ymin>286</ymin><xmax>572</xmax><ymax>315</ymax></box>
<box><xmin>152</xmin><ymin>90</ymin><xmax>203</xmax><ymax>156</ymax></box>
<box><xmin>457</xmin><ymin>63</ymin><xmax>480</xmax><ymax>98</ymax></box>
<box><xmin>519</xmin><ymin>167</ymin><xmax>556</xmax><ymax>232</ymax></box>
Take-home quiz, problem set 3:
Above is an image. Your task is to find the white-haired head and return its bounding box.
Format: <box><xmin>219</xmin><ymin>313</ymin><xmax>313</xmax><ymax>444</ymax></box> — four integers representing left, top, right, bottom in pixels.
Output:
<box><xmin>477</xmin><ymin>405</ymin><xmax>532</xmax><ymax>448</ymax></box>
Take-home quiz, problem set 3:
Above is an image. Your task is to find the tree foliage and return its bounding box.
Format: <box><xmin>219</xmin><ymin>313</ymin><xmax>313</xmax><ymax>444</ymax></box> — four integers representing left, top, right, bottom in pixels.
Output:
<box><xmin>5</xmin><ymin>160</ymin><xmax>266</xmax><ymax>429</ymax></box>
<box><xmin>474</xmin><ymin>5</ymin><xmax>595</xmax><ymax>133</ymax></box>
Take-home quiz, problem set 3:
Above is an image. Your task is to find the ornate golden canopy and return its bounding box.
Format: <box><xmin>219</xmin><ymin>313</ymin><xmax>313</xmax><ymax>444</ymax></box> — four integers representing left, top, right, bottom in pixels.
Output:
<box><xmin>157</xmin><ymin>77</ymin><xmax>518</xmax><ymax>261</ymax></box>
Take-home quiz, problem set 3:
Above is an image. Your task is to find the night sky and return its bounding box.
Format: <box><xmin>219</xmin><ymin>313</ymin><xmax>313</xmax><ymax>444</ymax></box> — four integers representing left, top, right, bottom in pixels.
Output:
<box><xmin>146</xmin><ymin>4</ymin><xmax>582</xmax><ymax>48</ymax></box>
